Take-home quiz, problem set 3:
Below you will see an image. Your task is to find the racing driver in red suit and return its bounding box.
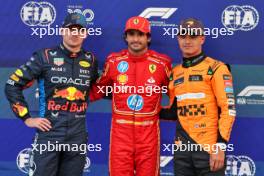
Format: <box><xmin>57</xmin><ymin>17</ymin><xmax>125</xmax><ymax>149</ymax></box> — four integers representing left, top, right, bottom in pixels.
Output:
<box><xmin>91</xmin><ymin>16</ymin><xmax>172</xmax><ymax>175</ymax></box>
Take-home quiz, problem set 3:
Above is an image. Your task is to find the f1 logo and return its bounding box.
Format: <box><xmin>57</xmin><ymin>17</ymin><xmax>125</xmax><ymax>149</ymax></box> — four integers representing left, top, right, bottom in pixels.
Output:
<box><xmin>139</xmin><ymin>7</ymin><xmax>177</xmax><ymax>19</ymax></box>
<box><xmin>237</xmin><ymin>86</ymin><xmax>264</xmax><ymax>97</ymax></box>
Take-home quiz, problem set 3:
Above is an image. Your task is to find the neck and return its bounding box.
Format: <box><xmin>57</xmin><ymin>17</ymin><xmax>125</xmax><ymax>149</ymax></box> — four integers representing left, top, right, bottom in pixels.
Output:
<box><xmin>63</xmin><ymin>41</ymin><xmax>81</xmax><ymax>53</ymax></box>
<box><xmin>128</xmin><ymin>47</ymin><xmax>148</xmax><ymax>56</ymax></box>
<box><xmin>182</xmin><ymin>51</ymin><xmax>205</xmax><ymax>68</ymax></box>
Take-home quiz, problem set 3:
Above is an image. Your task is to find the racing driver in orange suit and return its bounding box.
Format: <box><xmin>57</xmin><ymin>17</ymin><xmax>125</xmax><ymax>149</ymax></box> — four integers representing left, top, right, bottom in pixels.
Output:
<box><xmin>91</xmin><ymin>16</ymin><xmax>172</xmax><ymax>175</ymax></box>
<box><xmin>160</xmin><ymin>18</ymin><xmax>236</xmax><ymax>176</ymax></box>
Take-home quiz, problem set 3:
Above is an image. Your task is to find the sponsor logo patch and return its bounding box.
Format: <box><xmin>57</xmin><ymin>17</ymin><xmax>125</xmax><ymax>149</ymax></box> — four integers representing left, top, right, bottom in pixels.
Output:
<box><xmin>79</xmin><ymin>61</ymin><xmax>90</xmax><ymax>68</ymax></box>
<box><xmin>53</xmin><ymin>58</ymin><xmax>64</xmax><ymax>66</ymax></box>
<box><xmin>174</xmin><ymin>77</ymin><xmax>184</xmax><ymax>86</ymax></box>
<box><xmin>117</xmin><ymin>61</ymin><xmax>129</xmax><ymax>73</ymax></box>
<box><xmin>149</xmin><ymin>64</ymin><xmax>157</xmax><ymax>74</ymax></box>
<box><xmin>117</xmin><ymin>74</ymin><xmax>128</xmax><ymax>85</ymax></box>
<box><xmin>189</xmin><ymin>75</ymin><xmax>203</xmax><ymax>81</ymax></box>
<box><xmin>127</xmin><ymin>94</ymin><xmax>144</xmax><ymax>111</ymax></box>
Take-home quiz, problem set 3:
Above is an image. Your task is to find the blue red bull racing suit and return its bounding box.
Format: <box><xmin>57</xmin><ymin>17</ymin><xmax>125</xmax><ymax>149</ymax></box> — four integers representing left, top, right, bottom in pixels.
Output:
<box><xmin>5</xmin><ymin>44</ymin><xmax>98</xmax><ymax>176</ymax></box>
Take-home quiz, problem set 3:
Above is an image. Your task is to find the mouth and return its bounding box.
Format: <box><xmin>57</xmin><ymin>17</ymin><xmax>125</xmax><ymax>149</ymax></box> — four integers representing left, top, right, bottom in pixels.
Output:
<box><xmin>131</xmin><ymin>42</ymin><xmax>141</xmax><ymax>47</ymax></box>
<box><xmin>183</xmin><ymin>46</ymin><xmax>192</xmax><ymax>49</ymax></box>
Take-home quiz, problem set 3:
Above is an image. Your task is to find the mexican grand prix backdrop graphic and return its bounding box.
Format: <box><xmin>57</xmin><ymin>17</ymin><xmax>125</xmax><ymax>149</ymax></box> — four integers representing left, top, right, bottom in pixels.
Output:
<box><xmin>0</xmin><ymin>0</ymin><xmax>263</xmax><ymax>175</ymax></box>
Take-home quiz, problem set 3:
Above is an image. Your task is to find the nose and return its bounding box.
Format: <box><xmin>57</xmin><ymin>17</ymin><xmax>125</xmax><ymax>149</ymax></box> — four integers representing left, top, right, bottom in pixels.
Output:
<box><xmin>184</xmin><ymin>36</ymin><xmax>192</xmax><ymax>44</ymax></box>
<box><xmin>131</xmin><ymin>34</ymin><xmax>141</xmax><ymax>42</ymax></box>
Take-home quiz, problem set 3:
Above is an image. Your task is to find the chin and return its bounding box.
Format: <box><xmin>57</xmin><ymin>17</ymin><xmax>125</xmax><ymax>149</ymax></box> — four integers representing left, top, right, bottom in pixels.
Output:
<box><xmin>68</xmin><ymin>42</ymin><xmax>81</xmax><ymax>47</ymax></box>
<box><xmin>183</xmin><ymin>49</ymin><xmax>194</xmax><ymax>55</ymax></box>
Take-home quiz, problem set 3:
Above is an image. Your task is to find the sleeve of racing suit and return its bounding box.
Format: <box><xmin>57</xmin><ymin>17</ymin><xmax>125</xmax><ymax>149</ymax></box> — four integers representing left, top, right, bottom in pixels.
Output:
<box><xmin>211</xmin><ymin>64</ymin><xmax>236</xmax><ymax>143</ymax></box>
<box><xmin>4</xmin><ymin>52</ymin><xmax>43</xmax><ymax>121</ymax></box>
<box><xmin>160</xmin><ymin>61</ymin><xmax>178</xmax><ymax>121</ymax></box>
<box><xmin>90</xmin><ymin>55</ymin><xmax>99</xmax><ymax>83</ymax></box>
<box><xmin>89</xmin><ymin>57</ymin><xmax>113</xmax><ymax>102</ymax></box>
<box><xmin>160</xmin><ymin>97</ymin><xmax>178</xmax><ymax>121</ymax></box>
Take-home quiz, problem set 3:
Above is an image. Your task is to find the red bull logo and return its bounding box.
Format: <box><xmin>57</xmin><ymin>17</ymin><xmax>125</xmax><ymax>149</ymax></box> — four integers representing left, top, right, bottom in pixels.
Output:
<box><xmin>12</xmin><ymin>103</ymin><xmax>28</xmax><ymax>117</ymax></box>
<box><xmin>53</xmin><ymin>87</ymin><xmax>86</xmax><ymax>101</ymax></box>
<box><xmin>48</xmin><ymin>101</ymin><xmax>87</xmax><ymax>112</ymax></box>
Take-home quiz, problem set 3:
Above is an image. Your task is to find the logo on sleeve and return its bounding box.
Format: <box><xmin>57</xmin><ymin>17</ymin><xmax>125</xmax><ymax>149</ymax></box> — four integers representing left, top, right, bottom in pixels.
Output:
<box><xmin>15</xmin><ymin>69</ymin><xmax>23</xmax><ymax>77</ymax></box>
<box><xmin>10</xmin><ymin>74</ymin><xmax>20</xmax><ymax>82</ymax></box>
<box><xmin>207</xmin><ymin>67</ymin><xmax>213</xmax><ymax>75</ymax></box>
<box><xmin>225</xmin><ymin>87</ymin><xmax>234</xmax><ymax>93</ymax></box>
<box><xmin>223</xmin><ymin>75</ymin><xmax>231</xmax><ymax>80</ymax></box>
<box><xmin>12</xmin><ymin>103</ymin><xmax>28</xmax><ymax>117</ymax></box>
<box><xmin>224</xmin><ymin>80</ymin><xmax>233</xmax><ymax>86</ymax></box>
<box><xmin>117</xmin><ymin>61</ymin><xmax>129</xmax><ymax>73</ymax></box>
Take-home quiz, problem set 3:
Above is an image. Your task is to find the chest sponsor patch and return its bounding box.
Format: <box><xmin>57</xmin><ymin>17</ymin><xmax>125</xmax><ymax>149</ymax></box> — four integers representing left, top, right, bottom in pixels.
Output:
<box><xmin>127</xmin><ymin>94</ymin><xmax>144</xmax><ymax>111</ymax></box>
<box><xmin>51</xmin><ymin>67</ymin><xmax>66</xmax><ymax>72</ymax></box>
<box><xmin>176</xmin><ymin>93</ymin><xmax>205</xmax><ymax>101</ymax></box>
<box><xmin>117</xmin><ymin>74</ymin><xmax>128</xmax><ymax>85</ymax></box>
<box><xmin>53</xmin><ymin>58</ymin><xmax>64</xmax><ymax>66</ymax></box>
<box><xmin>174</xmin><ymin>77</ymin><xmax>184</xmax><ymax>86</ymax></box>
<box><xmin>79</xmin><ymin>61</ymin><xmax>90</xmax><ymax>68</ymax></box>
<box><xmin>147</xmin><ymin>77</ymin><xmax>155</xmax><ymax>84</ymax></box>
<box><xmin>149</xmin><ymin>64</ymin><xmax>157</xmax><ymax>74</ymax></box>
<box><xmin>189</xmin><ymin>75</ymin><xmax>203</xmax><ymax>81</ymax></box>
<box><xmin>117</xmin><ymin>61</ymin><xmax>129</xmax><ymax>73</ymax></box>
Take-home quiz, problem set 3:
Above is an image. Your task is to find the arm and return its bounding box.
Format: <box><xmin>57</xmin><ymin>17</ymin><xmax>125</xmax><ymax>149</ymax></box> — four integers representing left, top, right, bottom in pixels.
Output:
<box><xmin>5</xmin><ymin>52</ymin><xmax>43</xmax><ymax>120</ymax></box>
<box><xmin>210</xmin><ymin>63</ymin><xmax>236</xmax><ymax>171</ymax></box>
<box><xmin>211</xmin><ymin>64</ymin><xmax>236</xmax><ymax>144</ymax></box>
<box><xmin>160</xmin><ymin>63</ymin><xmax>178</xmax><ymax>121</ymax></box>
<box><xmin>5</xmin><ymin>52</ymin><xmax>51</xmax><ymax>131</ymax></box>
<box><xmin>89</xmin><ymin>57</ymin><xmax>113</xmax><ymax>102</ymax></box>
<box><xmin>160</xmin><ymin>97</ymin><xmax>178</xmax><ymax>121</ymax></box>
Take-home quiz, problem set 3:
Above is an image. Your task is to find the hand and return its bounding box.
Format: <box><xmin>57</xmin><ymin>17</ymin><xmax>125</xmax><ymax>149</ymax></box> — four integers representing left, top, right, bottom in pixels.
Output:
<box><xmin>24</xmin><ymin>118</ymin><xmax>52</xmax><ymax>132</ymax></box>
<box><xmin>210</xmin><ymin>148</ymin><xmax>225</xmax><ymax>171</ymax></box>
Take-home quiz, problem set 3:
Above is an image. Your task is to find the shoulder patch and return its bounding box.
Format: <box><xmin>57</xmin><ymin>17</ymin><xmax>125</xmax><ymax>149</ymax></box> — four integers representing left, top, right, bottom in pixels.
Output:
<box><xmin>205</xmin><ymin>57</ymin><xmax>224</xmax><ymax>72</ymax></box>
<box><xmin>107</xmin><ymin>50</ymin><xmax>128</xmax><ymax>62</ymax></box>
<box><xmin>149</xmin><ymin>51</ymin><xmax>171</xmax><ymax>63</ymax></box>
<box><xmin>84</xmin><ymin>52</ymin><xmax>95</xmax><ymax>64</ymax></box>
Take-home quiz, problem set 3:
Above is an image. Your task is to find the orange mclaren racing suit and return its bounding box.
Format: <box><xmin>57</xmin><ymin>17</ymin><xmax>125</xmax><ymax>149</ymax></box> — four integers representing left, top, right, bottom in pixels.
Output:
<box><xmin>91</xmin><ymin>49</ymin><xmax>171</xmax><ymax>176</ymax></box>
<box><xmin>160</xmin><ymin>52</ymin><xmax>236</xmax><ymax>175</ymax></box>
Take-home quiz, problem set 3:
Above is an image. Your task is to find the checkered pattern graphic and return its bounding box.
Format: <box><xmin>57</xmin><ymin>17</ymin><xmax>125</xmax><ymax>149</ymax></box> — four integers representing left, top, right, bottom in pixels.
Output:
<box><xmin>178</xmin><ymin>104</ymin><xmax>206</xmax><ymax>116</ymax></box>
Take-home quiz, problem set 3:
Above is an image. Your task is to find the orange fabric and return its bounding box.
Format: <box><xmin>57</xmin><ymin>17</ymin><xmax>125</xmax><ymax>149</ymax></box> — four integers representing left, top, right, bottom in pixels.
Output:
<box><xmin>169</xmin><ymin>57</ymin><xmax>235</xmax><ymax>147</ymax></box>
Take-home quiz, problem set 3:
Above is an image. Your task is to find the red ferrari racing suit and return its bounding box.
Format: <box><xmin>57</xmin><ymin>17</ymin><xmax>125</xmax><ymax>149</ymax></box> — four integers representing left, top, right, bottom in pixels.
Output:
<box><xmin>93</xmin><ymin>49</ymin><xmax>171</xmax><ymax>176</ymax></box>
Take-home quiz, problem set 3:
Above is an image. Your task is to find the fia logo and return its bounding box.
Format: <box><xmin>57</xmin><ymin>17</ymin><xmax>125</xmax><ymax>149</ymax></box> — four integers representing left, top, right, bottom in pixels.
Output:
<box><xmin>225</xmin><ymin>155</ymin><xmax>256</xmax><ymax>176</ymax></box>
<box><xmin>222</xmin><ymin>5</ymin><xmax>259</xmax><ymax>31</ymax></box>
<box><xmin>20</xmin><ymin>1</ymin><xmax>56</xmax><ymax>27</ymax></box>
<box><xmin>16</xmin><ymin>148</ymin><xmax>36</xmax><ymax>175</ymax></box>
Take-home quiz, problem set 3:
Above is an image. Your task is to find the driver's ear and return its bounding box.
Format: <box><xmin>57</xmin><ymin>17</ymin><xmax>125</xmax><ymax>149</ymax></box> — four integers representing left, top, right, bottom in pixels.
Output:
<box><xmin>148</xmin><ymin>37</ymin><xmax>151</xmax><ymax>43</ymax></box>
<box><xmin>201</xmin><ymin>35</ymin><xmax>205</xmax><ymax>45</ymax></box>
